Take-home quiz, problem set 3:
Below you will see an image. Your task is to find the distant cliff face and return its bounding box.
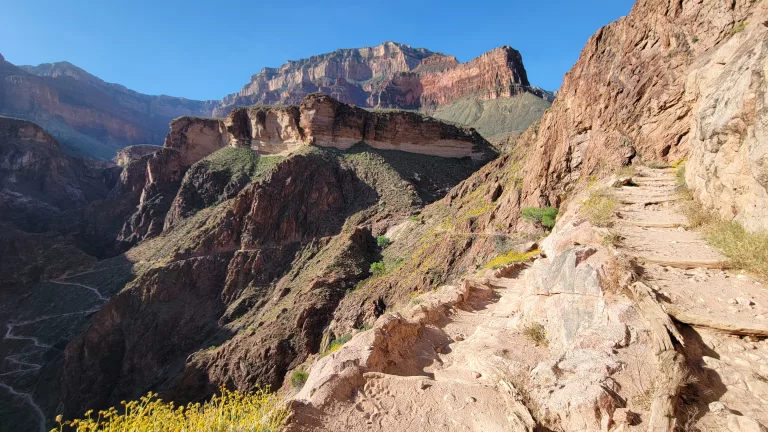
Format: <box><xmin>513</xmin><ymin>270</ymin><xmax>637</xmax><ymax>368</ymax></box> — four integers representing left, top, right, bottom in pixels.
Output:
<box><xmin>0</xmin><ymin>57</ymin><xmax>217</xmax><ymax>159</ymax></box>
<box><xmin>1</xmin><ymin>42</ymin><xmax>551</xmax><ymax>160</ymax></box>
<box><xmin>214</xmin><ymin>42</ymin><xmax>551</xmax><ymax>116</ymax></box>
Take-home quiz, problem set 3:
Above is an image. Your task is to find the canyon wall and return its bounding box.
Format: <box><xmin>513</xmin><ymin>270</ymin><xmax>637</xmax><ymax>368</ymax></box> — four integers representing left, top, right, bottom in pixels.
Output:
<box><xmin>214</xmin><ymin>42</ymin><xmax>551</xmax><ymax>115</ymax></box>
<box><xmin>517</xmin><ymin>0</ymin><xmax>765</xmax><ymax>229</ymax></box>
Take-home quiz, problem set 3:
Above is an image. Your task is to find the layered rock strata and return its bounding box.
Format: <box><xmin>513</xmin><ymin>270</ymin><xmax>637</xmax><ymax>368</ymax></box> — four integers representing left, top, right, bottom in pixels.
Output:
<box><xmin>215</xmin><ymin>42</ymin><xmax>551</xmax><ymax>115</ymax></box>
<box><xmin>166</xmin><ymin>94</ymin><xmax>496</xmax><ymax>163</ymax></box>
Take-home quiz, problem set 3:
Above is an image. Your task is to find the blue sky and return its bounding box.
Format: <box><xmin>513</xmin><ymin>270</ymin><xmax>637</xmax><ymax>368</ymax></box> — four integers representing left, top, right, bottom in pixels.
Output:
<box><xmin>0</xmin><ymin>0</ymin><xmax>634</xmax><ymax>101</ymax></box>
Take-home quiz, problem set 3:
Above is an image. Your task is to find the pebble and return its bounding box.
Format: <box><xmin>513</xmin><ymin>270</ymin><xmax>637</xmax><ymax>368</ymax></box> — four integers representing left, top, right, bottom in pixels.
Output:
<box><xmin>736</xmin><ymin>297</ymin><xmax>755</xmax><ymax>306</ymax></box>
<box><xmin>419</xmin><ymin>380</ymin><xmax>431</xmax><ymax>390</ymax></box>
<box><xmin>443</xmin><ymin>393</ymin><xmax>456</xmax><ymax>402</ymax></box>
<box><xmin>708</xmin><ymin>401</ymin><xmax>729</xmax><ymax>414</ymax></box>
<box><xmin>465</xmin><ymin>397</ymin><xmax>476</xmax><ymax>403</ymax></box>
<box><xmin>472</xmin><ymin>372</ymin><xmax>482</xmax><ymax>379</ymax></box>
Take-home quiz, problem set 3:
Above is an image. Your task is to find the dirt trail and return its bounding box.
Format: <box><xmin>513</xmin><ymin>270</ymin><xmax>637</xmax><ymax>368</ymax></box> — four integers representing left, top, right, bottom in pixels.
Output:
<box><xmin>615</xmin><ymin>167</ymin><xmax>768</xmax><ymax>429</ymax></box>
<box><xmin>289</xmin><ymin>275</ymin><xmax>543</xmax><ymax>432</ymax></box>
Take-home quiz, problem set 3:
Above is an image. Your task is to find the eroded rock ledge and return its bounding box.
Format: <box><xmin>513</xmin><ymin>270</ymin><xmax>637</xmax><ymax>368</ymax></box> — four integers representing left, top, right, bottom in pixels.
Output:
<box><xmin>165</xmin><ymin>94</ymin><xmax>496</xmax><ymax>164</ymax></box>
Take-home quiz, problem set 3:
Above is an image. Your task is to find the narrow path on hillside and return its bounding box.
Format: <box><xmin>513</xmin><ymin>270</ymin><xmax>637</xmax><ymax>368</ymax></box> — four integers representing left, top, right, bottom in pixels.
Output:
<box><xmin>614</xmin><ymin>167</ymin><xmax>768</xmax><ymax>429</ymax></box>
<box><xmin>0</xmin><ymin>277</ymin><xmax>108</xmax><ymax>432</ymax></box>
<box><xmin>290</xmin><ymin>273</ymin><xmax>543</xmax><ymax>431</ymax></box>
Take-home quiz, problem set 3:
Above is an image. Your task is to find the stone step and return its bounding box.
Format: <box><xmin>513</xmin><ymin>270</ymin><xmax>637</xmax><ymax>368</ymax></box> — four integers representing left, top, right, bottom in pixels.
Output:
<box><xmin>635</xmin><ymin>255</ymin><xmax>730</xmax><ymax>270</ymax></box>
<box><xmin>665</xmin><ymin>306</ymin><xmax>768</xmax><ymax>337</ymax></box>
<box><xmin>620</xmin><ymin>220</ymin><xmax>688</xmax><ymax>229</ymax></box>
<box><xmin>620</xmin><ymin>196</ymin><xmax>680</xmax><ymax>205</ymax></box>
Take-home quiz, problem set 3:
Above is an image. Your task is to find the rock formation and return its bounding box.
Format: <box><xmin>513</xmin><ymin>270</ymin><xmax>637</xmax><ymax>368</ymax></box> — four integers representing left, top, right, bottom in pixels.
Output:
<box><xmin>215</xmin><ymin>42</ymin><xmax>551</xmax><ymax>115</ymax></box>
<box><xmin>517</xmin><ymin>0</ymin><xmax>766</xmax><ymax>226</ymax></box>
<box><xmin>164</xmin><ymin>94</ymin><xmax>496</xmax><ymax>164</ymax></box>
<box><xmin>1</xmin><ymin>42</ymin><xmax>550</xmax><ymax>161</ymax></box>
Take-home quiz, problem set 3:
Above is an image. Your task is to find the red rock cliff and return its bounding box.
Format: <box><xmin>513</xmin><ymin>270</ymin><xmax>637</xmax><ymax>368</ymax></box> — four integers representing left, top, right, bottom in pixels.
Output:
<box><xmin>518</xmin><ymin>0</ymin><xmax>764</xmax><ymax>217</ymax></box>
<box><xmin>214</xmin><ymin>43</ymin><xmax>550</xmax><ymax>115</ymax></box>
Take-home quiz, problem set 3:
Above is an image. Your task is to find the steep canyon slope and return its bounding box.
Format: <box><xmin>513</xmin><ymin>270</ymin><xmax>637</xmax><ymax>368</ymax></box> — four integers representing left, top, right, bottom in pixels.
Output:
<box><xmin>0</xmin><ymin>96</ymin><xmax>496</xmax><ymax>430</ymax></box>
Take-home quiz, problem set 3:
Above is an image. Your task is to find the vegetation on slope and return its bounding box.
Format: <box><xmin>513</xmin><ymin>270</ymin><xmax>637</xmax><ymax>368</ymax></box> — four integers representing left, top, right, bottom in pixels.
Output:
<box><xmin>53</xmin><ymin>387</ymin><xmax>287</xmax><ymax>432</ymax></box>
<box><xmin>431</xmin><ymin>93</ymin><xmax>551</xmax><ymax>142</ymax></box>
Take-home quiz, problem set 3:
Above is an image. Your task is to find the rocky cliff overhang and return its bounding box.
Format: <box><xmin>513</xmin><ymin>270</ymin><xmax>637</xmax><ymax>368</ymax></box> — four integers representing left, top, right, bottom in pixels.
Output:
<box><xmin>165</xmin><ymin>94</ymin><xmax>497</xmax><ymax>165</ymax></box>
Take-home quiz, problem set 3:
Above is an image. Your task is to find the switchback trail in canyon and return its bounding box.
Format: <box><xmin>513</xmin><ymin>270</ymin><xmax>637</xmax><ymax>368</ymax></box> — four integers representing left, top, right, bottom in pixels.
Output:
<box><xmin>0</xmin><ymin>275</ymin><xmax>108</xmax><ymax>432</ymax></box>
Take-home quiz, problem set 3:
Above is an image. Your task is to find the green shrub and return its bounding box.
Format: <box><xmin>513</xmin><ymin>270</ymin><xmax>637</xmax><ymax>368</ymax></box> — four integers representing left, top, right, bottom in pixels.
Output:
<box><xmin>370</xmin><ymin>261</ymin><xmax>386</xmax><ymax>276</ymax></box>
<box><xmin>520</xmin><ymin>207</ymin><xmax>558</xmax><ymax>229</ymax></box>
<box><xmin>376</xmin><ymin>235</ymin><xmax>392</xmax><ymax>247</ymax></box>
<box><xmin>705</xmin><ymin>220</ymin><xmax>768</xmax><ymax>277</ymax></box>
<box><xmin>409</xmin><ymin>215</ymin><xmax>421</xmax><ymax>222</ymax></box>
<box><xmin>730</xmin><ymin>21</ymin><xmax>746</xmax><ymax>35</ymax></box>
<box><xmin>290</xmin><ymin>370</ymin><xmax>309</xmax><ymax>388</ymax></box>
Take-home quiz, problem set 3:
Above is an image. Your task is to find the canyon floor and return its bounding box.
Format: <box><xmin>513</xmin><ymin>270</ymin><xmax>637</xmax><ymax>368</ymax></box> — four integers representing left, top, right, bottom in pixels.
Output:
<box><xmin>287</xmin><ymin>167</ymin><xmax>768</xmax><ymax>432</ymax></box>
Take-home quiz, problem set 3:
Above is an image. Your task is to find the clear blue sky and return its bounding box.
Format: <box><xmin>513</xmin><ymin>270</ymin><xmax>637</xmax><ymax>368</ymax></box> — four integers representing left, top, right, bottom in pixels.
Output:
<box><xmin>0</xmin><ymin>0</ymin><xmax>635</xmax><ymax>101</ymax></box>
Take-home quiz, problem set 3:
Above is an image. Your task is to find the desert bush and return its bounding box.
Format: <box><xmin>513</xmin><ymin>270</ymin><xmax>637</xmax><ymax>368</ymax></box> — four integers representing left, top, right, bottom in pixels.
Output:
<box><xmin>520</xmin><ymin>207</ymin><xmax>558</xmax><ymax>229</ymax></box>
<box><xmin>730</xmin><ymin>21</ymin><xmax>746</xmax><ymax>34</ymax></box>
<box><xmin>323</xmin><ymin>334</ymin><xmax>352</xmax><ymax>356</ymax></box>
<box><xmin>376</xmin><ymin>235</ymin><xmax>392</xmax><ymax>247</ymax></box>
<box><xmin>53</xmin><ymin>387</ymin><xmax>287</xmax><ymax>432</ymax></box>
<box><xmin>523</xmin><ymin>322</ymin><xmax>548</xmax><ymax>347</ymax></box>
<box><xmin>580</xmin><ymin>188</ymin><xmax>617</xmax><ymax>227</ymax></box>
<box><xmin>290</xmin><ymin>370</ymin><xmax>309</xmax><ymax>389</ymax></box>
<box><xmin>484</xmin><ymin>249</ymin><xmax>540</xmax><ymax>269</ymax></box>
<box><xmin>616</xmin><ymin>165</ymin><xmax>636</xmax><ymax>178</ymax></box>
<box><xmin>705</xmin><ymin>220</ymin><xmax>768</xmax><ymax>277</ymax></box>
<box><xmin>369</xmin><ymin>261</ymin><xmax>386</xmax><ymax>276</ymax></box>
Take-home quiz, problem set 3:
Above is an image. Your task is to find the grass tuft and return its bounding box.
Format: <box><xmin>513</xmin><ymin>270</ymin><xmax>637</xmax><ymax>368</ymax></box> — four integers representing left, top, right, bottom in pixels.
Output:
<box><xmin>53</xmin><ymin>387</ymin><xmax>287</xmax><ymax>432</ymax></box>
<box><xmin>523</xmin><ymin>322</ymin><xmax>548</xmax><ymax>347</ymax></box>
<box><xmin>290</xmin><ymin>371</ymin><xmax>309</xmax><ymax>389</ymax></box>
<box><xmin>704</xmin><ymin>220</ymin><xmax>768</xmax><ymax>277</ymax></box>
<box><xmin>580</xmin><ymin>188</ymin><xmax>617</xmax><ymax>227</ymax></box>
<box><xmin>730</xmin><ymin>21</ymin><xmax>747</xmax><ymax>34</ymax></box>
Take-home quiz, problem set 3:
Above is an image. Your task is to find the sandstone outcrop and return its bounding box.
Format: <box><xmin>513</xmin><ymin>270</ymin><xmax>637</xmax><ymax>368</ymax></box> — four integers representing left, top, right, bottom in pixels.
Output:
<box><xmin>167</xmin><ymin>94</ymin><xmax>496</xmax><ymax>163</ymax></box>
<box><xmin>114</xmin><ymin>145</ymin><xmax>162</xmax><ymax>167</ymax></box>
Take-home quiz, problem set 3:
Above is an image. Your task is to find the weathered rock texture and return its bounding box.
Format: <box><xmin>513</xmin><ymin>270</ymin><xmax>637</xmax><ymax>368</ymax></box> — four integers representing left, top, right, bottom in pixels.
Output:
<box><xmin>518</xmin><ymin>0</ymin><xmax>766</xmax><ymax>221</ymax></box>
<box><xmin>0</xmin><ymin>56</ymin><xmax>216</xmax><ymax>158</ymax></box>
<box><xmin>167</xmin><ymin>94</ymin><xmax>496</xmax><ymax>162</ymax></box>
<box><xmin>215</xmin><ymin>42</ymin><xmax>551</xmax><ymax>116</ymax></box>
<box><xmin>114</xmin><ymin>145</ymin><xmax>162</xmax><ymax>167</ymax></box>
<box><xmin>685</xmin><ymin>8</ymin><xmax>768</xmax><ymax>231</ymax></box>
